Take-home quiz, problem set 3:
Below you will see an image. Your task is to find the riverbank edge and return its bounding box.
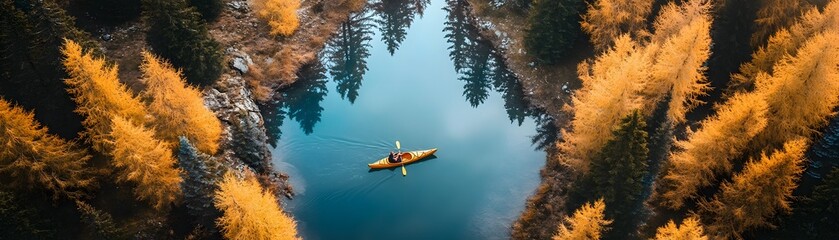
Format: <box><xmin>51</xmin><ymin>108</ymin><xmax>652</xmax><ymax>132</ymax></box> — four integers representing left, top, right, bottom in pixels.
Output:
<box><xmin>461</xmin><ymin>1</ymin><xmax>583</xmax><ymax>239</ymax></box>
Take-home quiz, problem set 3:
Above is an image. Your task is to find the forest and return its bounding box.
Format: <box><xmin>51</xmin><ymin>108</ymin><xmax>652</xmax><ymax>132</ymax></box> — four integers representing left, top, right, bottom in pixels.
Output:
<box><xmin>1</xmin><ymin>0</ymin><xmax>838</xmax><ymax>239</ymax></box>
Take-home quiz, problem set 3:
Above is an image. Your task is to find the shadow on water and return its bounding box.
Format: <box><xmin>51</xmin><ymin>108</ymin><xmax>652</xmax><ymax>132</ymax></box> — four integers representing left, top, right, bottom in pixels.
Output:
<box><xmin>374</xmin><ymin>0</ymin><xmax>431</xmax><ymax>54</ymax></box>
<box><xmin>367</xmin><ymin>155</ymin><xmax>440</xmax><ymax>173</ymax></box>
<box><xmin>262</xmin><ymin>0</ymin><xmax>556</xmax><ymax>150</ymax></box>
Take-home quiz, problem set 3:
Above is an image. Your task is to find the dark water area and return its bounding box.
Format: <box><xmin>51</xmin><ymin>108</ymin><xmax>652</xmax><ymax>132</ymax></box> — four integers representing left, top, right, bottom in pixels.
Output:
<box><xmin>261</xmin><ymin>0</ymin><xmax>556</xmax><ymax>239</ymax></box>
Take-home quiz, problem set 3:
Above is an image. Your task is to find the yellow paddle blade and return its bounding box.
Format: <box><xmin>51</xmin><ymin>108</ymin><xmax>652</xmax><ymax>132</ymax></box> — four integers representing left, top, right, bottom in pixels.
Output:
<box><xmin>396</xmin><ymin>140</ymin><xmax>401</xmax><ymax>150</ymax></box>
<box><xmin>402</xmin><ymin>165</ymin><xmax>407</xmax><ymax>176</ymax></box>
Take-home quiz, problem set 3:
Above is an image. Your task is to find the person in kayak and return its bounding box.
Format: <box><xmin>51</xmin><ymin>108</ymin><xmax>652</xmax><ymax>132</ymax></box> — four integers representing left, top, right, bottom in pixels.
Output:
<box><xmin>388</xmin><ymin>151</ymin><xmax>398</xmax><ymax>163</ymax></box>
<box><xmin>387</xmin><ymin>151</ymin><xmax>403</xmax><ymax>163</ymax></box>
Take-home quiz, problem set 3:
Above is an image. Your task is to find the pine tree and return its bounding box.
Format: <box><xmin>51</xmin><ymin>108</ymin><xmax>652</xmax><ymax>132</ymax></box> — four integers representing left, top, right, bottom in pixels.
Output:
<box><xmin>61</xmin><ymin>39</ymin><xmax>148</xmax><ymax>152</ymax></box>
<box><xmin>76</xmin><ymin>201</ymin><xmax>123</xmax><ymax>239</ymax></box>
<box><xmin>588</xmin><ymin>110</ymin><xmax>648</xmax><ymax>219</ymax></box>
<box><xmin>553</xmin><ymin>199</ymin><xmax>611</xmax><ymax>240</ymax></box>
<box><xmin>215</xmin><ymin>172</ymin><xmax>300</xmax><ymax>240</ymax></box>
<box><xmin>561</xmin><ymin>35</ymin><xmax>650</xmax><ymax>170</ymax></box>
<box><xmin>654</xmin><ymin>217</ymin><xmax>707</xmax><ymax>240</ymax></box>
<box><xmin>76</xmin><ymin>0</ymin><xmax>142</xmax><ymax>24</ymax></box>
<box><xmin>144</xmin><ymin>0</ymin><xmax>223</xmax><ymax>86</ymax></box>
<box><xmin>524</xmin><ymin>0</ymin><xmax>584</xmax><ymax>64</ymax></box>
<box><xmin>140</xmin><ymin>51</ymin><xmax>222</xmax><ymax>154</ymax></box>
<box><xmin>252</xmin><ymin>0</ymin><xmax>300</xmax><ymax>36</ymax></box>
<box><xmin>108</xmin><ymin>116</ymin><xmax>182</xmax><ymax>210</ymax></box>
<box><xmin>701</xmin><ymin>139</ymin><xmax>807</xmax><ymax>239</ymax></box>
<box><xmin>374</xmin><ymin>0</ymin><xmax>427</xmax><ymax>54</ymax></box>
<box><xmin>658</xmin><ymin>93</ymin><xmax>768</xmax><ymax>209</ymax></box>
<box><xmin>177</xmin><ymin>137</ymin><xmax>225</xmax><ymax>227</ymax></box>
<box><xmin>327</xmin><ymin>10</ymin><xmax>373</xmax><ymax>104</ymax></box>
<box><xmin>0</xmin><ymin>191</ymin><xmax>55</xmax><ymax>239</ymax></box>
<box><xmin>797</xmin><ymin>167</ymin><xmax>839</xmax><ymax>239</ymax></box>
<box><xmin>753</xmin><ymin>31</ymin><xmax>839</xmax><ymax>150</ymax></box>
<box><xmin>190</xmin><ymin>0</ymin><xmax>223</xmax><ymax>21</ymax></box>
<box><xmin>581</xmin><ymin>0</ymin><xmax>653</xmax><ymax>52</ymax></box>
<box><xmin>0</xmin><ymin>99</ymin><xmax>95</xmax><ymax>200</ymax></box>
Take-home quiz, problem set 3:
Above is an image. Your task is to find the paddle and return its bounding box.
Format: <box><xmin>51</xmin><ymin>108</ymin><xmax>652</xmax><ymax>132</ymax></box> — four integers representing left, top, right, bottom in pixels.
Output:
<box><xmin>397</xmin><ymin>141</ymin><xmax>406</xmax><ymax>176</ymax></box>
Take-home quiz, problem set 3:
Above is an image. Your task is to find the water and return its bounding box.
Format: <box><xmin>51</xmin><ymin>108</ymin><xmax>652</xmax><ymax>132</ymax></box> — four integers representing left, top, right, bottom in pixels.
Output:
<box><xmin>264</xmin><ymin>0</ymin><xmax>554</xmax><ymax>239</ymax></box>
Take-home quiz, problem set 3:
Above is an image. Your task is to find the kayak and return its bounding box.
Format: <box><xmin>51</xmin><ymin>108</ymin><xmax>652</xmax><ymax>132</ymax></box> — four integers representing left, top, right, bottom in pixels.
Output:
<box><xmin>367</xmin><ymin>148</ymin><xmax>438</xmax><ymax>169</ymax></box>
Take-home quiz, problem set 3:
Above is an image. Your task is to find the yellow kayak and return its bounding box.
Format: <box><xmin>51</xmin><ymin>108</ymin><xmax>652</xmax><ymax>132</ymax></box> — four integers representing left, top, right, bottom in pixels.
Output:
<box><xmin>367</xmin><ymin>148</ymin><xmax>438</xmax><ymax>169</ymax></box>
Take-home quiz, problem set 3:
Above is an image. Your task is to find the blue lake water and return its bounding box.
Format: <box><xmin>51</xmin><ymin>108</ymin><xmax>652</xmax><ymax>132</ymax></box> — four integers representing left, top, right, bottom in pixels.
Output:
<box><xmin>265</xmin><ymin>0</ymin><xmax>555</xmax><ymax>238</ymax></box>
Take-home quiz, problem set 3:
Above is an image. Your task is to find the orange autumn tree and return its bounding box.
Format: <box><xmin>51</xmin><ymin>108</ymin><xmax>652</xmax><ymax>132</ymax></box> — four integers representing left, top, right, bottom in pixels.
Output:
<box><xmin>0</xmin><ymin>99</ymin><xmax>96</xmax><ymax>200</ymax></box>
<box><xmin>553</xmin><ymin>199</ymin><xmax>611</xmax><ymax>240</ymax></box>
<box><xmin>701</xmin><ymin>139</ymin><xmax>807</xmax><ymax>239</ymax></box>
<box><xmin>753</xmin><ymin>31</ymin><xmax>839</xmax><ymax>150</ymax></box>
<box><xmin>730</xmin><ymin>1</ymin><xmax>839</xmax><ymax>92</ymax></box>
<box><xmin>581</xmin><ymin>0</ymin><xmax>653</xmax><ymax>52</ymax></box>
<box><xmin>658</xmin><ymin>93</ymin><xmax>768</xmax><ymax>208</ymax></box>
<box><xmin>654</xmin><ymin>216</ymin><xmax>707</xmax><ymax>240</ymax></box>
<box><xmin>61</xmin><ymin>39</ymin><xmax>148</xmax><ymax>152</ymax></box>
<box><xmin>645</xmin><ymin>0</ymin><xmax>712</xmax><ymax>123</ymax></box>
<box><xmin>108</xmin><ymin>116</ymin><xmax>182</xmax><ymax>210</ymax></box>
<box><xmin>215</xmin><ymin>172</ymin><xmax>300</xmax><ymax>240</ymax></box>
<box><xmin>140</xmin><ymin>51</ymin><xmax>222</xmax><ymax>154</ymax></box>
<box><xmin>563</xmin><ymin>0</ymin><xmax>712</xmax><ymax>170</ymax></box>
<box><xmin>253</xmin><ymin>0</ymin><xmax>300</xmax><ymax>36</ymax></box>
<box><xmin>751</xmin><ymin>0</ymin><xmax>813</xmax><ymax>46</ymax></box>
<box><xmin>561</xmin><ymin>35</ymin><xmax>650</xmax><ymax>170</ymax></box>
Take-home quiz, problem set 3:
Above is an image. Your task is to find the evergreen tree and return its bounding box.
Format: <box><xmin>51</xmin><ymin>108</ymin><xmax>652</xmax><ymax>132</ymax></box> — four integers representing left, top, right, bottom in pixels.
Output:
<box><xmin>75</xmin><ymin>0</ymin><xmax>142</xmax><ymax>24</ymax></box>
<box><xmin>796</xmin><ymin>167</ymin><xmax>839</xmax><ymax>239</ymax></box>
<box><xmin>701</xmin><ymin>139</ymin><xmax>807</xmax><ymax>239</ymax></box>
<box><xmin>215</xmin><ymin>172</ymin><xmax>300</xmax><ymax>240</ymax></box>
<box><xmin>654</xmin><ymin>217</ymin><xmax>707</xmax><ymax>240</ymax></box>
<box><xmin>177</xmin><ymin>137</ymin><xmax>225</xmax><ymax>227</ymax></box>
<box><xmin>76</xmin><ymin>201</ymin><xmax>124</xmax><ymax>239</ymax></box>
<box><xmin>108</xmin><ymin>116</ymin><xmax>182</xmax><ymax>210</ymax></box>
<box><xmin>190</xmin><ymin>0</ymin><xmax>223</xmax><ymax>21</ymax></box>
<box><xmin>0</xmin><ymin>0</ymin><xmax>97</xmax><ymax>139</ymax></box>
<box><xmin>524</xmin><ymin>0</ymin><xmax>583</xmax><ymax>64</ymax></box>
<box><xmin>140</xmin><ymin>51</ymin><xmax>222</xmax><ymax>154</ymax></box>
<box><xmin>587</xmin><ymin>110</ymin><xmax>647</xmax><ymax>235</ymax></box>
<box><xmin>0</xmin><ymin>191</ymin><xmax>54</xmax><ymax>239</ymax></box>
<box><xmin>61</xmin><ymin>39</ymin><xmax>148</xmax><ymax>153</ymax></box>
<box><xmin>144</xmin><ymin>0</ymin><xmax>223</xmax><ymax>86</ymax></box>
<box><xmin>0</xmin><ymin>99</ymin><xmax>96</xmax><ymax>201</ymax></box>
<box><xmin>553</xmin><ymin>199</ymin><xmax>611</xmax><ymax>240</ymax></box>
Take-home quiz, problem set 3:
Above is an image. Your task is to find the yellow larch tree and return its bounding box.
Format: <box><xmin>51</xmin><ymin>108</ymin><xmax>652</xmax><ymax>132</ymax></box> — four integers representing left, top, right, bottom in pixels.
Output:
<box><xmin>701</xmin><ymin>139</ymin><xmax>807</xmax><ymax>239</ymax></box>
<box><xmin>645</xmin><ymin>2</ymin><xmax>712</xmax><ymax>123</ymax></box>
<box><xmin>731</xmin><ymin>1</ymin><xmax>839</xmax><ymax>92</ymax></box>
<box><xmin>108</xmin><ymin>116</ymin><xmax>182</xmax><ymax>210</ymax></box>
<box><xmin>658</xmin><ymin>93</ymin><xmax>768</xmax><ymax>209</ymax></box>
<box><xmin>553</xmin><ymin>199</ymin><xmax>611</xmax><ymax>240</ymax></box>
<box><xmin>649</xmin><ymin>0</ymin><xmax>712</xmax><ymax>44</ymax></box>
<box><xmin>61</xmin><ymin>39</ymin><xmax>148</xmax><ymax>152</ymax></box>
<box><xmin>753</xmin><ymin>31</ymin><xmax>839</xmax><ymax>149</ymax></box>
<box><xmin>215</xmin><ymin>172</ymin><xmax>300</xmax><ymax>240</ymax></box>
<box><xmin>561</xmin><ymin>35</ymin><xmax>650</xmax><ymax>170</ymax></box>
<box><xmin>581</xmin><ymin>0</ymin><xmax>653</xmax><ymax>52</ymax></box>
<box><xmin>253</xmin><ymin>0</ymin><xmax>300</xmax><ymax>36</ymax></box>
<box><xmin>0</xmin><ymin>99</ymin><xmax>96</xmax><ymax>200</ymax></box>
<box><xmin>654</xmin><ymin>217</ymin><xmax>707</xmax><ymax>240</ymax></box>
<box><xmin>752</xmin><ymin>0</ymin><xmax>813</xmax><ymax>46</ymax></box>
<box><xmin>140</xmin><ymin>51</ymin><xmax>222</xmax><ymax>154</ymax></box>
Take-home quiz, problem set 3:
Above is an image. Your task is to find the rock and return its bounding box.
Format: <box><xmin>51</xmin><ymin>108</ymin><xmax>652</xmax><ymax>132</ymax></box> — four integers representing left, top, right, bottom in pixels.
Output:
<box><xmin>101</xmin><ymin>33</ymin><xmax>112</xmax><ymax>41</ymax></box>
<box><xmin>231</xmin><ymin>57</ymin><xmax>249</xmax><ymax>74</ymax></box>
<box><xmin>227</xmin><ymin>1</ymin><xmax>250</xmax><ymax>12</ymax></box>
